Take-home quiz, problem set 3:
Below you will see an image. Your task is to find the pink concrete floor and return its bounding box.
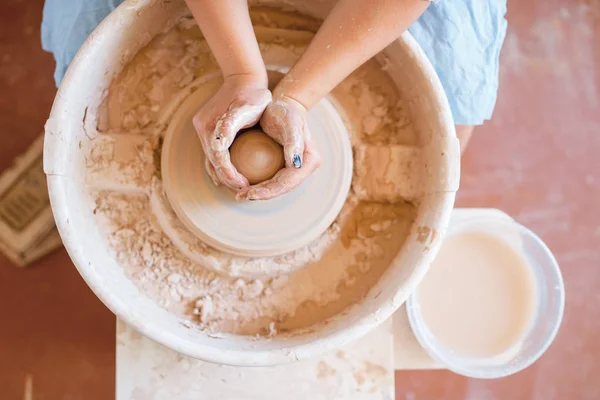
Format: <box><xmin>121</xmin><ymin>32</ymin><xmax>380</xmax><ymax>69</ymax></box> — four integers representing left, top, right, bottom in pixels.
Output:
<box><xmin>0</xmin><ymin>0</ymin><xmax>598</xmax><ymax>399</ymax></box>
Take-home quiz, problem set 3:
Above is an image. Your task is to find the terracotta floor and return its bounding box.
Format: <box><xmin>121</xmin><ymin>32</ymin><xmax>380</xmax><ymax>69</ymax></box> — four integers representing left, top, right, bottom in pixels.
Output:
<box><xmin>1</xmin><ymin>0</ymin><xmax>599</xmax><ymax>399</ymax></box>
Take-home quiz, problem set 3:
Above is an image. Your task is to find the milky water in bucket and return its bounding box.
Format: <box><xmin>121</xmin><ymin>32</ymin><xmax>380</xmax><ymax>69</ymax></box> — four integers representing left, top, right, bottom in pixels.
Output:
<box><xmin>416</xmin><ymin>231</ymin><xmax>538</xmax><ymax>360</ymax></box>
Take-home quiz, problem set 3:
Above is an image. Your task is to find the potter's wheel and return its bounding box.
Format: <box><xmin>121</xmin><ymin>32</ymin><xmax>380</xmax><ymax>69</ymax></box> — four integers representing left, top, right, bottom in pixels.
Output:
<box><xmin>46</xmin><ymin>0</ymin><xmax>459</xmax><ymax>365</ymax></box>
<box><xmin>162</xmin><ymin>79</ymin><xmax>353</xmax><ymax>257</ymax></box>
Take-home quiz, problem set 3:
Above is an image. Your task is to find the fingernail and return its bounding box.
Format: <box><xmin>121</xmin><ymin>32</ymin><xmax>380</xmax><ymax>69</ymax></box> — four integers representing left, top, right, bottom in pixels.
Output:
<box><xmin>292</xmin><ymin>154</ymin><xmax>302</xmax><ymax>168</ymax></box>
<box><xmin>246</xmin><ymin>190</ymin><xmax>258</xmax><ymax>201</ymax></box>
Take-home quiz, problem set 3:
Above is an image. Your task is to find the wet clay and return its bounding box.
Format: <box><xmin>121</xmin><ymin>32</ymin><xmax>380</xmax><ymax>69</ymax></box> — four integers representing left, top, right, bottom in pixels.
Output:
<box><xmin>229</xmin><ymin>129</ymin><xmax>284</xmax><ymax>185</ymax></box>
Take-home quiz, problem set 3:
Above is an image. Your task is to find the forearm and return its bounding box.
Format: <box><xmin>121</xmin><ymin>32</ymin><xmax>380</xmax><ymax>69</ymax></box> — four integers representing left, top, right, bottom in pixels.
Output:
<box><xmin>185</xmin><ymin>0</ymin><xmax>267</xmax><ymax>84</ymax></box>
<box><xmin>274</xmin><ymin>0</ymin><xmax>428</xmax><ymax>108</ymax></box>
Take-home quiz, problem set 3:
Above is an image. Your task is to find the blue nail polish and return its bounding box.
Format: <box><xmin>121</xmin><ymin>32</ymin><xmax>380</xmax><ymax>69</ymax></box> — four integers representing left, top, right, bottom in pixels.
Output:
<box><xmin>292</xmin><ymin>154</ymin><xmax>302</xmax><ymax>168</ymax></box>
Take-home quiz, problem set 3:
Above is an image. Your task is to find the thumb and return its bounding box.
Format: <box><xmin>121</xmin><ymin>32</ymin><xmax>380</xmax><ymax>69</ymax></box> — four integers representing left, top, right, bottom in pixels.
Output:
<box><xmin>261</xmin><ymin>97</ymin><xmax>307</xmax><ymax>169</ymax></box>
<box><xmin>282</xmin><ymin>123</ymin><xmax>305</xmax><ymax>169</ymax></box>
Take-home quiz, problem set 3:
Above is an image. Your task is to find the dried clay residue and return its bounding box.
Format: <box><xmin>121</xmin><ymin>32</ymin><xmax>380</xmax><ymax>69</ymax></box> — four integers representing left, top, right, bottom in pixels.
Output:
<box><xmin>90</xmin><ymin>8</ymin><xmax>422</xmax><ymax>337</ymax></box>
<box><xmin>95</xmin><ymin>192</ymin><xmax>414</xmax><ymax>335</ymax></box>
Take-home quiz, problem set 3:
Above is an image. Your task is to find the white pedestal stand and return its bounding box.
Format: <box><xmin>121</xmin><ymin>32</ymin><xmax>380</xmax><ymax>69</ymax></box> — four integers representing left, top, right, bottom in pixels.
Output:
<box><xmin>116</xmin><ymin>209</ymin><xmax>512</xmax><ymax>399</ymax></box>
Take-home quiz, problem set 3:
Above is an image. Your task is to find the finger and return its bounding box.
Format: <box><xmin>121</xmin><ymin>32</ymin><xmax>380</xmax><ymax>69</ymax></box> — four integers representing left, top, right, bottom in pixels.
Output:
<box><xmin>204</xmin><ymin>157</ymin><xmax>220</xmax><ymax>187</ymax></box>
<box><xmin>198</xmin><ymin>135</ymin><xmax>224</xmax><ymax>187</ymax></box>
<box><xmin>238</xmin><ymin>142</ymin><xmax>321</xmax><ymax>201</ymax></box>
<box><xmin>207</xmin><ymin>98</ymin><xmax>269</xmax><ymax>189</ymax></box>
<box><xmin>210</xmin><ymin>91</ymin><xmax>271</xmax><ymax>153</ymax></box>
<box><xmin>259</xmin><ymin>100</ymin><xmax>287</xmax><ymax>144</ymax></box>
<box><xmin>204</xmin><ymin>90</ymin><xmax>270</xmax><ymax>191</ymax></box>
<box><xmin>260</xmin><ymin>97</ymin><xmax>307</xmax><ymax>169</ymax></box>
<box><xmin>283</xmin><ymin>120</ymin><xmax>306</xmax><ymax>169</ymax></box>
<box><xmin>211</xmin><ymin>149</ymin><xmax>249</xmax><ymax>191</ymax></box>
<box><xmin>199</xmin><ymin>131</ymin><xmax>248</xmax><ymax>191</ymax></box>
<box><xmin>240</xmin><ymin>160</ymin><xmax>316</xmax><ymax>200</ymax></box>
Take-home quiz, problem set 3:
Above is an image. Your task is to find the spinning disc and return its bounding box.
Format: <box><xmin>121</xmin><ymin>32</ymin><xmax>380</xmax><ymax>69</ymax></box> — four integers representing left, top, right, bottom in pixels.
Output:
<box><xmin>162</xmin><ymin>81</ymin><xmax>352</xmax><ymax>257</ymax></box>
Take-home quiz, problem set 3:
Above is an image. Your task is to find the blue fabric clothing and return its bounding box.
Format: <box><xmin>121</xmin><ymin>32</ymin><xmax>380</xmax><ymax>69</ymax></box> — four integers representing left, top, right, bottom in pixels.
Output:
<box><xmin>408</xmin><ymin>1</ymin><xmax>507</xmax><ymax>124</ymax></box>
<box><xmin>41</xmin><ymin>0</ymin><xmax>507</xmax><ymax>125</ymax></box>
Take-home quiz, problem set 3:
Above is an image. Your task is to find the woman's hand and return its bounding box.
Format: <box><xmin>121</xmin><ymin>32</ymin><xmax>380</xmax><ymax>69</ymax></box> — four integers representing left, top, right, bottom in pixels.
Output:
<box><xmin>193</xmin><ymin>74</ymin><xmax>271</xmax><ymax>191</ymax></box>
<box><xmin>237</xmin><ymin>95</ymin><xmax>322</xmax><ymax>201</ymax></box>
<box><xmin>185</xmin><ymin>0</ymin><xmax>269</xmax><ymax>191</ymax></box>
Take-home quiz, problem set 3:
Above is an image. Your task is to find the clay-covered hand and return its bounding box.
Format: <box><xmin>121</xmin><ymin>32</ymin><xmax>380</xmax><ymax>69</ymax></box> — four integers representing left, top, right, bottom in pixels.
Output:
<box><xmin>238</xmin><ymin>95</ymin><xmax>322</xmax><ymax>200</ymax></box>
<box><xmin>193</xmin><ymin>75</ymin><xmax>271</xmax><ymax>191</ymax></box>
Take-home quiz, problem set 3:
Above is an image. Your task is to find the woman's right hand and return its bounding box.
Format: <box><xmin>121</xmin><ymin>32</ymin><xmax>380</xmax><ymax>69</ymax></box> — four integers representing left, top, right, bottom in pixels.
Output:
<box><xmin>192</xmin><ymin>74</ymin><xmax>271</xmax><ymax>192</ymax></box>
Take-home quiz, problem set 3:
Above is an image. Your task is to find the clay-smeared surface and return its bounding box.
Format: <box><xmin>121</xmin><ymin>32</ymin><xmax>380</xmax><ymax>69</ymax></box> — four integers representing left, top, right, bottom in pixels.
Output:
<box><xmin>92</xmin><ymin>9</ymin><xmax>418</xmax><ymax>336</ymax></box>
<box><xmin>1</xmin><ymin>1</ymin><xmax>599</xmax><ymax>399</ymax></box>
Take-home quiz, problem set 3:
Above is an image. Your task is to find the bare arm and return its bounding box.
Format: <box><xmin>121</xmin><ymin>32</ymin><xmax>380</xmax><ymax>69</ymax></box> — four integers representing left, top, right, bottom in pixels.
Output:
<box><xmin>185</xmin><ymin>0</ymin><xmax>267</xmax><ymax>84</ymax></box>
<box><xmin>185</xmin><ymin>0</ymin><xmax>270</xmax><ymax>191</ymax></box>
<box><xmin>274</xmin><ymin>0</ymin><xmax>429</xmax><ymax>108</ymax></box>
<box><xmin>244</xmin><ymin>0</ymin><xmax>429</xmax><ymax>200</ymax></box>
